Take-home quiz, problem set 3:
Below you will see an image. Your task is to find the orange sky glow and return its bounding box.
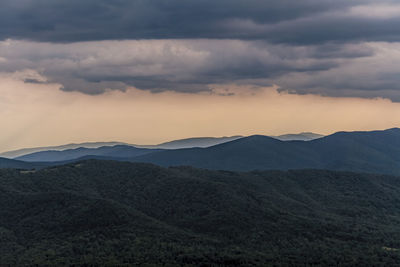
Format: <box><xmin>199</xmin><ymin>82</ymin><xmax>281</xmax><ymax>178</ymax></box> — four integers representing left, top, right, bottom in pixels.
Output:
<box><xmin>0</xmin><ymin>75</ymin><xmax>399</xmax><ymax>152</ymax></box>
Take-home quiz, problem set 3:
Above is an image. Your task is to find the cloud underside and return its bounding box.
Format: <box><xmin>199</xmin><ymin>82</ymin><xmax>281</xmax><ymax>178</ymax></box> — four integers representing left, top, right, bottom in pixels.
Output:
<box><xmin>2</xmin><ymin>0</ymin><xmax>400</xmax><ymax>44</ymax></box>
<box><xmin>1</xmin><ymin>0</ymin><xmax>400</xmax><ymax>100</ymax></box>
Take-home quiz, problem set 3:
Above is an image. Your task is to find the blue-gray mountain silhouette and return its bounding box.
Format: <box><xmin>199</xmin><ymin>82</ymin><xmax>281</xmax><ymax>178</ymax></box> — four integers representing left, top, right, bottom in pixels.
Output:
<box><xmin>132</xmin><ymin>128</ymin><xmax>400</xmax><ymax>175</ymax></box>
<box><xmin>1</xmin><ymin>134</ymin><xmax>320</xmax><ymax>159</ymax></box>
<box><xmin>2</xmin><ymin>128</ymin><xmax>399</xmax><ymax>175</ymax></box>
<box><xmin>15</xmin><ymin>145</ymin><xmax>161</xmax><ymax>162</ymax></box>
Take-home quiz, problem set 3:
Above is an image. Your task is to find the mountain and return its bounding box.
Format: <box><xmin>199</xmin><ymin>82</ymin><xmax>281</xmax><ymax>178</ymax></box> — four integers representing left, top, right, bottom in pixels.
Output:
<box><xmin>149</xmin><ymin>134</ymin><xmax>322</xmax><ymax>148</ymax></box>
<box><xmin>0</xmin><ymin>142</ymin><xmax>128</xmax><ymax>158</ymax></box>
<box><xmin>134</xmin><ymin>135</ymin><xmax>314</xmax><ymax>170</ymax></box>
<box><xmin>138</xmin><ymin>136</ymin><xmax>243</xmax><ymax>149</ymax></box>
<box><xmin>0</xmin><ymin>137</ymin><xmax>242</xmax><ymax>159</ymax></box>
<box><xmin>0</xmin><ymin>157</ymin><xmax>43</xmax><ymax>169</ymax></box>
<box><xmin>0</xmin><ymin>134</ymin><xmax>319</xmax><ymax>159</ymax></box>
<box><xmin>15</xmin><ymin>145</ymin><xmax>161</xmax><ymax>162</ymax></box>
<box><xmin>11</xmin><ymin>128</ymin><xmax>399</xmax><ymax>174</ymax></box>
<box><xmin>306</xmin><ymin>128</ymin><xmax>400</xmax><ymax>173</ymax></box>
<box><xmin>1</xmin><ymin>160</ymin><xmax>400</xmax><ymax>265</ymax></box>
<box><xmin>273</xmin><ymin>132</ymin><xmax>324</xmax><ymax>141</ymax></box>
<box><xmin>132</xmin><ymin>128</ymin><xmax>400</xmax><ymax>175</ymax></box>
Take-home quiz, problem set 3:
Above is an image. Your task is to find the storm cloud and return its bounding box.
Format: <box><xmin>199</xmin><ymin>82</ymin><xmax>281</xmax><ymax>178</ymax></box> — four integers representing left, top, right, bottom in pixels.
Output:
<box><xmin>0</xmin><ymin>0</ymin><xmax>399</xmax><ymax>44</ymax></box>
<box><xmin>1</xmin><ymin>0</ymin><xmax>400</xmax><ymax>100</ymax></box>
<box><xmin>0</xmin><ymin>39</ymin><xmax>374</xmax><ymax>95</ymax></box>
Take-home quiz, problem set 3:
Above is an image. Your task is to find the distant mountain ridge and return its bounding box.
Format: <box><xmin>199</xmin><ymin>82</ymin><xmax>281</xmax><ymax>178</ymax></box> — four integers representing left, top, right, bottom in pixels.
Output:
<box><xmin>136</xmin><ymin>136</ymin><xmax>243</xmax><ymax>149</ymax></box>
<box><xmin>1</xmin><ymin>133</ymin><xmax>322</xmax><ymax>159</ymax></box>
<box><xmin>132</xmin><ymin>128</ymin><xmax>400</xmax><ymax>175</ymax></box>
<box><xmin>0</xmin><ymin>137</ymin><xmax>243</xmax><ymax>159</ymax></box>
<box><xmin>15</xmin><ymin>145</ymin><xmax>162</xmax><ymax>162</ymax></box>
<box><xmin>273</xmin><ymin>132</ymin><xmax>324</xmax><ymax>141</ymax></box>
<box><xmin>0</xmin><ymin>142</ymin><xmax>128</xmax><ymax>158</ymax></box>
<box><xmin>2</xmin><ymin>129</ymin><xmax>398</xmax><ymax>176</ymax></box>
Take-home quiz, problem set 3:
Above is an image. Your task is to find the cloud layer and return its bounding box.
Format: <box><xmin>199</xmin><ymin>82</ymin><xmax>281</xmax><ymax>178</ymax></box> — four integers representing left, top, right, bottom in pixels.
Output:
<box><xmin>3</xmin><ymin>39</ymin><xmax>400</xmax><ymax>101</ymax></box>
<box><xmin>1</xmin><ymin>39</ymin><xmax>353</xmax><ymax>94</ymax></box>
<box><xmin>1</xmin><ymin>0</ymin><xmax>399</xmax><ymax>44</ymax></box>
<box><xmin>1</xmin><ymin>1</ymin><xmax>400</xmax><ymax>100</ymax></box>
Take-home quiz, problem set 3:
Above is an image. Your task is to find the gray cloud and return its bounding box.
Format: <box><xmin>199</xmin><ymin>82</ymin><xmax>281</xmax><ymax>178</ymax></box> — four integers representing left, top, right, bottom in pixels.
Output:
<box><xmin>3</xmin><ymin>39</ymin><xmax>399</xmax><ymax>101</ymax></box>
<box><xmin>0</xmin><ymin>39</ymin><xmax>346</xmax><ymax>94</ymax></box>
<box><xmin>1</xmin><ymin>1</ymin><xmax>400</xmax><ymax>101</ymax></box>
<box><xmin>275</xmin><ymin>42</ymin><xmax>400</xmax><ymax>101</ymax></box>
<box><xmin>0</xmin><ymin>0</ymin><xmax>398</xmax><ymax>45</ymax></box>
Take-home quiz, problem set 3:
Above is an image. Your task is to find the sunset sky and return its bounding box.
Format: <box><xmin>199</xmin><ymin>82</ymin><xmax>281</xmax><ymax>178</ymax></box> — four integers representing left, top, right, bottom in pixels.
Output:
<box><xmin>1</xmin><ymin>0</ymin><xmax>400</xmax><ymax>152</ymax></box>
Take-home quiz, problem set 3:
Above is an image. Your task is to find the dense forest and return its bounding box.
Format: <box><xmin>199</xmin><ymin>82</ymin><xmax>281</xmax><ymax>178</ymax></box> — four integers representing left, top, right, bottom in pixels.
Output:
<box><xmin>2</xmin><ymin>160</ymin><xmax>400</xmax><ymax>266</ymax></box>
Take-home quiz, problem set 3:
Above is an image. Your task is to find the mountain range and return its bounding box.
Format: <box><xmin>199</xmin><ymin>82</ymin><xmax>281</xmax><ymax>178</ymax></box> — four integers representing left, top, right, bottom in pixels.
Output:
<box><xmin>15</xmin><ymin>145</ymin><xmax>161</xmax><ymax>162</ymax></box>
<box><xmin>0</xmin><ymin>137</ymin><xmax>243</xmax><ymax>158</ymax></box>
<box><xmin>0</xmin><ymin>129</ymin><xmax>398</xmax><ymax>176</ymax></box>
<box><xmin>133</xmin><ymin>128</ymin><xmax>400</xmax><ymax>175</ymax></box>
<box><xmin>272</xmin><ymin>132</ymin><xmax>324</xmax><ymax>141</ymax></box>
<box><xmin>0</xmin><ymin>133</ymin><xmax>322</xmax><ymax>159</ymax></box>
<box><xmin>0</xmin><ymin>142</ymin><xmax>131</xmax><ymax>159</ymax></box>
<box><xmin>1</xmin><ymin>129</ymin><xmax>400</xmax><ymax>265</ymax></box>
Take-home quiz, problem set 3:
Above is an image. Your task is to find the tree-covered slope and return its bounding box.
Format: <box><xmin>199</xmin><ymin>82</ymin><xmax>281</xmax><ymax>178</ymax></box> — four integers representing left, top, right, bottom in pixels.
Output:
<box><xmin>2</xmin><ymin>160</ymin><xmax>400</xmax><ymax>265</ymax></box>
<box><xmin>0</xmin><ymin>157</ymin><xmax>43</xmax><ymax>169</ymax></box>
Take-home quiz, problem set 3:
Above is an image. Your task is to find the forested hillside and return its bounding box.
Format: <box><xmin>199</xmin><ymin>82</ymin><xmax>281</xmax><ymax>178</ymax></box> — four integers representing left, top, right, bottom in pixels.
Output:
<box><xmin>1</xmin><ymin>160</ymin><xmax>400</xmax><ymax>266</ymax></box>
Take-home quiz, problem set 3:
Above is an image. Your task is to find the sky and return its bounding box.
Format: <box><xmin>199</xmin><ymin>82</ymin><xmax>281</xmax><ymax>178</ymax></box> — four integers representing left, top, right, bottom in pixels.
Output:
<box><xmin>1</xmin><ymin>0</ymin><xmax>400</xmax><ymax>152</ymax></box>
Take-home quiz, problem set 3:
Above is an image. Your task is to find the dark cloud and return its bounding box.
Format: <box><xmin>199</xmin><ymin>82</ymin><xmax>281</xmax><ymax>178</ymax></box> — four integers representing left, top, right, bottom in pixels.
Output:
<box><xmin>0</xmin><ymin>0</ymin><xmax>397</xmax><ymax>44</ymax></box>
<box><xmin>0</xmin><ymin>40</ymin><xmax>348</xmax><ymax>94</ymax></box>
<box><xmin>265</xmin><ymin>15</ymin><xmax>400</xmax><ymax>45</ymax></box>
<box><xmin>1</xmin><ymin>1</ymin><xmax>400</xmax><ymax>101</ymax></box>
<box><xmin>275</xmin><ymin>43</ymin><xmax>400</xmax><ymax>102</ymax></box>
<box><xmin>3</xmin><ymin>39</ymin><xmax>399</xmax><ymax>101</ymax></box>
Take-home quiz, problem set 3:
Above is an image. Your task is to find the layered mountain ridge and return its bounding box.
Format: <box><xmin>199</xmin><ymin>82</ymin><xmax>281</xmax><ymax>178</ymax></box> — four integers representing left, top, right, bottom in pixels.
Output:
<box><xmin>0</xmin><ymin>128</ymin><xmax>398</xmax><ymax>175</ymax></box>
<box><xmin>0</xmin><ymin>133</ymin><xmax>322</xmax><ymax>159</ymax></box>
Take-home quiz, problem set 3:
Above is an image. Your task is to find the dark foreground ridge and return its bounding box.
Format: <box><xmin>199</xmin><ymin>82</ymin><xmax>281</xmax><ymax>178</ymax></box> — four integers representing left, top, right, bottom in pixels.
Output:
<box><xmin>2</xmin><ymin>160</ymin><xmax>400</xmax><ymax>266</ymax></box>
